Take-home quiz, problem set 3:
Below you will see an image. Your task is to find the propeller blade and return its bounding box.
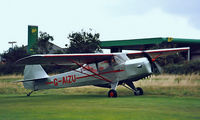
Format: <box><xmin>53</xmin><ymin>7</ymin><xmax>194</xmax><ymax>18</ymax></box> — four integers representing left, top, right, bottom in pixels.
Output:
<box><xmin>154</xmin><ymin>62</ymin><xmax>163</xmax><ymax>74</ymax></box>
<box><xmin>142</xmin><ymin>52</ymin><xmax>163</xmax><ymax>74</ymax></box>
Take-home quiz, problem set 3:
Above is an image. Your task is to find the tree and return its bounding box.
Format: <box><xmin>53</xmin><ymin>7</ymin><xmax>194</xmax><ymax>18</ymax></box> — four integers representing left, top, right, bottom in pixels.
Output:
<box><xmin>2</xmin><ymin>45</ymin><xmax>29</xmax><ymax>63</ymax></box>
<box><xmin>66</xmin><ymin>29</ymin><xmax>102</xmax><ymax>53</ymax></box>
<box><xmin>36</xmin><ymin>31</ymin><xmax>54</xmax><ymax>54</ymax></box>
<box><xmin>0</xmin><ymin>45</ymin><xmax>29</xmax><ymax>75</ymax></box>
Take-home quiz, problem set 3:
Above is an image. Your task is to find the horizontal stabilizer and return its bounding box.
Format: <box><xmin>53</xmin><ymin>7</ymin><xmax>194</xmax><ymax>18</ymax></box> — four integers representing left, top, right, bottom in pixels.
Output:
<box><xmin>15</xmin><ymin>77</ymin><xmax>48</xmax><ymax>82</ymax></box>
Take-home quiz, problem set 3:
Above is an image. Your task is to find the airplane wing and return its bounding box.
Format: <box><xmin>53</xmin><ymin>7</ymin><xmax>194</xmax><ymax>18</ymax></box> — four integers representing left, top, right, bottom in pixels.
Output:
<box><xmin>16</xmin><ymin>47</ymin><xmax>189</xmax><ymax>65</ymax></box>
<box><xmin>127</xmin><ymin>47</ymin><xmax>190</xmax><ymax>59</ymax></box>
<box><xmin>16</xmin><ymin>53</ymin><xmax>115</xmax><ymax>65</ymax></box>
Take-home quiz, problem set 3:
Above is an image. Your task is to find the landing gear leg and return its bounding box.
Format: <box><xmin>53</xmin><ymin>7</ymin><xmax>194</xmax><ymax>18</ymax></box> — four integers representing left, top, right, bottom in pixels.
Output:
<box><xmin>108</xmin><ymin>82</ymin><xmax>118</xmax><ymax>98</ymax></box>
<box><xmin>27</xmin><ymin>90</ymin><xmax>34</xmax><ymax>97</ymax></box>
<box><xmin>125</xmin><ymin>81</ymin><xmax>143</xmax><ymax>96</ymax></box>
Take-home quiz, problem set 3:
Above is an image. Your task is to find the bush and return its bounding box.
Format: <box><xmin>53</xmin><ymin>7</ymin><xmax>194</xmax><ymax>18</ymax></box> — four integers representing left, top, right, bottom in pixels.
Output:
<box><xmin>0</xmin><ymin>64</ymin><xmax>77</xmax><ymax>75</ymax></box>
<box><xmin>0</xmin><ymin>64</ymin><xmax>24</xmax><ymax>75</ymax></box>
<box><xmin>164</xmin><ymin>60</ymin><xmax>200</xmax><ymax>74</ymax></box>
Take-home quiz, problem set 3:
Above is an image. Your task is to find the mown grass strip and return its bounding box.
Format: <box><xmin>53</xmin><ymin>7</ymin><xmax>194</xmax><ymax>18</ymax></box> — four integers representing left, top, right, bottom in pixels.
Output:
<box><xmin>0</xmin><ymin>95</ymin><xmax>200</xmax><ymax>120</ymax></box>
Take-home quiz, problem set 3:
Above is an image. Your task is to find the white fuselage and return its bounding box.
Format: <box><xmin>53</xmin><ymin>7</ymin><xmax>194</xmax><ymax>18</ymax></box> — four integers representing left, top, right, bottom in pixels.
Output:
<box><xmin>25</xmin><ymin>57</ymin><xmax>152</xmax><ymax>91</ymax></box>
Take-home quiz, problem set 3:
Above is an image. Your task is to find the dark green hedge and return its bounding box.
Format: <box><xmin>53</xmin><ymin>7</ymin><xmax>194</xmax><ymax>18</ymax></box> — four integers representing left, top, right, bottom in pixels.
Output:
<box><xmin>1</xmin><ymin>61</ymin><xmax>200</xmax><ymax>75</ymax></box>
<box><xmin>0</xmin><ymin>64</ymin><xmax>24</xmax><ymax>75</ymax></box>
<box><xmin>0</xmin><ymin>64</ymin><xmax>76</xmax><ymax>75</ymax></box>
<box><xmin>163</xmin><ymin>60</ymin><xmax>200</xmax><ymax>74</ymax></box>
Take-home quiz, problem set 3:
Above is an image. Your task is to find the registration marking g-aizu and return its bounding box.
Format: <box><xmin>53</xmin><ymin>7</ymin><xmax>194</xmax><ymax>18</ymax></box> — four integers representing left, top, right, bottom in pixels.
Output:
<box><xmin>46</xmin><ymin>75</ymin><xmax>76</xmax><ymax>86</ymax></box>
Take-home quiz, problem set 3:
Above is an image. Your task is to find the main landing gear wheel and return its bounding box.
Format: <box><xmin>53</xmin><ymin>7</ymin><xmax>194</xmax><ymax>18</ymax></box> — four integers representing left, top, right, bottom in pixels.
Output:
<box><xmin>134</xmin><ymin>87</ymin><xmax>143</xmax><ymax>96</ymax></box>
<box><xmin>108</xmin><ymin>89</ymin><xmax>117</xmax><ymax>98</ymax></box>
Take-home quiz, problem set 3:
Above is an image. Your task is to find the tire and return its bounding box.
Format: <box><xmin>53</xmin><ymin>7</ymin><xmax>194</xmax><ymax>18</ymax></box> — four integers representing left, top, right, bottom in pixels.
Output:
<box><xmin>134</xmin><ymin>87</ymin><xmax>144</xmax><ymax>96</ymax></box>
<box><xmin>108</xmin><ymin>89</ymin><xmax>118</xmax><ymax>98</ymax></box>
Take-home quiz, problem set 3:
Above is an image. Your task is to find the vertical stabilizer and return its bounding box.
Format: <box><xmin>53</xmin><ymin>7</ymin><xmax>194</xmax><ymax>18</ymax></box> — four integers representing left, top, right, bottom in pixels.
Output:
<box><xmin>23</xmin><ymin>65</ymin><xmax>48</xmax><ymax>90</ymax></box>
<box><xmin>24</xmin><ymin>65</ymin><xmax>49</xmax><ymax>80</ymax></box>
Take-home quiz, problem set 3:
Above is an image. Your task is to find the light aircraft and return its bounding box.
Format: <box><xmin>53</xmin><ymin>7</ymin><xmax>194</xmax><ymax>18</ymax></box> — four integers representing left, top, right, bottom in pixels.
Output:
<box><xmin>16</xmin><ymin>47</ymin><xmax>189</xmax><ymax>97</ymax></box>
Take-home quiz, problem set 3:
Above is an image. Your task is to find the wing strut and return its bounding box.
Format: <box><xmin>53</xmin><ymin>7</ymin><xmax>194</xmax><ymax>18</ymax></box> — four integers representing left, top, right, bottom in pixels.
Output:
<box><xmin>152</xmin><ymin>53</ymin><xmax>162</xmax><ymax>62</ymax></box>
<box><xmin>71</xmin><ymin>60</ymin><xmax>112</xmax><ymax>82</ymax></box>
<box><xmin>74</xmin><ymin>69</ymin><xmax>109</xmax><ymax>81</ymax></box>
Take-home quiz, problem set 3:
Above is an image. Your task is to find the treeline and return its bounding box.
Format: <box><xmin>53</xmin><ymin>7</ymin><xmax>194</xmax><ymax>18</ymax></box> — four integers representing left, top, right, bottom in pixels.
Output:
<box><xmin>1</xmin><ymin>60</ymin><xmax>200</xmax><ymax>75</ymax></box>
<box><xmin>0</xmin><ymin>29</ymin><xmax>101</xmax><ymax>75</ymax></box>
<box><xmin>0</xmin><ymin>46</ymin><xmax>29</xmax><ymax>75</ymax></box>
<box><xmin>0</xmin><ymin>64</ymin><xmax>77</xmax><ymax>75</ymax></box>
<box><xmin>0</xmin><ymin>29</ymin><xmax>199</xmax><ymax>75</ymax></box>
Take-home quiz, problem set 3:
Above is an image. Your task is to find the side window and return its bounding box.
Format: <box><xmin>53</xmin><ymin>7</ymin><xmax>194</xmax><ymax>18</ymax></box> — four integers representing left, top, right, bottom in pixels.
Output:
<box><xmin>98</xmin><ymin>60</ymin><xmax>110</xmax><ymax>71</ymax></box>
<box><xmin>84</xmin><ymin>63</ymin><xmax>98</xmax><ymax>73</ymax></box>
<box><xmin>76</xmin><ymin>63</ymin><xmax>98</xmax><ymax>73</ymax></box>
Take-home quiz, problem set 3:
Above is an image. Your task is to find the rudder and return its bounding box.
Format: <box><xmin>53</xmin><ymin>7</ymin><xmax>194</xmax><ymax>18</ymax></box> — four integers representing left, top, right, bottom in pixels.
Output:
<box><xmin>23</xmin><ymin>65</ymin><xmax>49</xmax><ymax>90</ymax></box>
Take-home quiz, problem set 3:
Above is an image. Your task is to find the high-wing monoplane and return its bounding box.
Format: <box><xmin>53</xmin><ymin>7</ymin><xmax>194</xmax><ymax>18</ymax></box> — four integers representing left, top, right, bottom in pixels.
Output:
<box><xmin>16</xmin><ymin>47</ymin><xmax>189</xmax><ymax>97</ymax></box>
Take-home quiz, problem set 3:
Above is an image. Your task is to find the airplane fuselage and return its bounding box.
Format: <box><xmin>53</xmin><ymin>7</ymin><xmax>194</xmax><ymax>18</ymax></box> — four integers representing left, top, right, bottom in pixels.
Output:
<box><xmin>24</xmin><ymin>57</ymin><xmax>152</xmax><ymax>91</ymax></box>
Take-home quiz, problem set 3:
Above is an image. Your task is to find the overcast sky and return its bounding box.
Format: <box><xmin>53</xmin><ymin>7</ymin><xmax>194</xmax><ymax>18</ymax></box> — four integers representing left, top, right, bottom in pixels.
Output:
<box><xmin>0</xmin><ymin>0</ymin><xmax>200</xmax><ymax>53</ymax></box>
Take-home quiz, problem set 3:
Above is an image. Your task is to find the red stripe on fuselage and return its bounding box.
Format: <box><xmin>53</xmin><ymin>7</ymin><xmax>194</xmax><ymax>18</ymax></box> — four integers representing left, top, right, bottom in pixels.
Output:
<box><xmin>76</xmin><ymin>69</ymin><xmax>125</xmax><ymax>79</ymax></box>
<box><xmin>45</xmin><ymin>81</ymin><xmax>53</xmax><ymax>85</ymax></box>
<box><xmin>45</xmin><ymin>69</ymin><xmax>124</xmax><ymax>85</ymax></box>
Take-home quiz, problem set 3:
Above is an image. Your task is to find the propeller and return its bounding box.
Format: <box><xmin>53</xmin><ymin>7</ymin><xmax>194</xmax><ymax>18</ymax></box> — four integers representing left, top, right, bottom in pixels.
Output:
<box><xmin>142</xmin><ymin>52</ymin><xmax>163</xmax><ymax>74</ymax></box>
<box><xmin>154</xmin><ymin>62</ymin><xmax>163</xmax><ymax>73</ymax></box>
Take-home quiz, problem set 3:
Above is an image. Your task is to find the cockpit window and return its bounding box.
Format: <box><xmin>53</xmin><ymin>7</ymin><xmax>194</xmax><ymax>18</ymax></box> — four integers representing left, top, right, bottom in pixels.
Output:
<box><xmin>77</xmin><ymin>63</ymin><xmax>98</xmax><ymax>73</ymax></box>
<box><xmin>114</xmin><ymin>53</ymin><xmax>129</xmax><ymax>64</ymax></box>
<box><xmin>98</xmin><ymin>60</ymin><xmax>110</xmax><ymax>71</ymax></box>
<box><xmin>85</xmin><ymin>63</ymin><xmax>97</xmax><ymax>72</ymax></box>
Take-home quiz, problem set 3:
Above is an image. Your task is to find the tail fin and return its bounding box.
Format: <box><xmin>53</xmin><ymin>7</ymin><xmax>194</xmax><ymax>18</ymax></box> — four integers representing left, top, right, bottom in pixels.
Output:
<box><xmin>24</xmin><ymin>65</ymin><xmax>49</xmax><ymax>80</ymax></box>
<box><xmin>23</xmin><ymin>65</ymin><xmax>49</xmax><ymax>90</ymax></box>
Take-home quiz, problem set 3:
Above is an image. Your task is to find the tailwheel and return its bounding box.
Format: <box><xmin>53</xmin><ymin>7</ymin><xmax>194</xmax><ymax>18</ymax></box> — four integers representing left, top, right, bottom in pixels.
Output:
<box><xmin>27</xmin><ymin>90</ymin><xmax>34</xmax><ymax>97</ymax></box>
<box><xmin>108</xmin><ymin>89</ymin><xmax>118</xmax><ymax>98</ymax></box>
<box><xmin>134</xmin><ymin>87</ymin><xmax>143</xmax><ymax>96</ymax></box>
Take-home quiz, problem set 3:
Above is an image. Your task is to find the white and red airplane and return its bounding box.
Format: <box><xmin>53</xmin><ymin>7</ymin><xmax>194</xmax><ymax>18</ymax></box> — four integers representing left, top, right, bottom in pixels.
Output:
<box><xmin>16</xmin><ymin>47</ymin><xmax>189</xmax><ymax>97</ymax></box>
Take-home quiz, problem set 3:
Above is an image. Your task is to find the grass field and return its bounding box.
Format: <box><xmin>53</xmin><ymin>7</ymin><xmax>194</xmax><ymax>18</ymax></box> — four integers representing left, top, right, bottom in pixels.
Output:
<box><xmin>0</xmin><ymin>95</ymin><xmax>200</xmax><ymax>120</ymax></box>
<box><xmin>0</xmin><ymin>75</ymin><xmax>200</xmax><ymax>120</ymax></box>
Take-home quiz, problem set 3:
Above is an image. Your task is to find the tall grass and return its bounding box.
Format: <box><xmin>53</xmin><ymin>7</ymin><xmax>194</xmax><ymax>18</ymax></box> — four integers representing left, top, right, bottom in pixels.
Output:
<box><xmin>136</xmin><ymin>74</ymin><xmax>200</xmax><ymax>87</ymax></box>
<box><xmin>135</xmin><ymin>74</ymin><xmax>200</xmax><ymax>97</ymax></box>
<box><xmin>0</xmin><ymin>74</ymin><xmax>200</xmax><ymax>97</ymax></box>
<box><xmin>0</xmin><ymin>75</ymin><xmax>27</xmax><ymax>94</ymax></box>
